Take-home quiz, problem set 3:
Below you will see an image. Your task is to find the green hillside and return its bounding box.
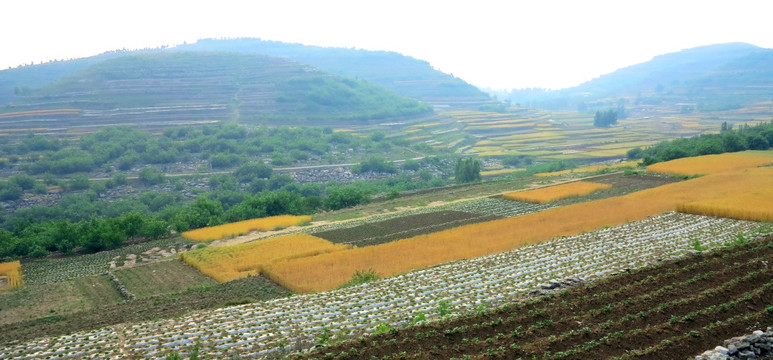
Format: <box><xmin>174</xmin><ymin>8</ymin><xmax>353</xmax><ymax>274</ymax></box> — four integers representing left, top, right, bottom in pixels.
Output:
<box><xmin>173</xmin><ymin>38</ymin><xmax>493</xmax><ymax>108</ymax></box>
<box><xmin>2</xmin><ymin>52</ymin><xmax>432</xmax><ymax>129</ymax></box>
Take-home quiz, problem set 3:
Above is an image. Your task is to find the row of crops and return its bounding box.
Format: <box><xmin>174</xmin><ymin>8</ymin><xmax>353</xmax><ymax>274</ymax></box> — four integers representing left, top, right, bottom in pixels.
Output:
<box><xmin>20</xmin><ymin>237</ymin><xmax>189</xmax><ymax>285</ymax></box>
<box><xmin>298</xmin><ymin>234</ymin><xmax>773</xmax><ymax>359</ymax></box>
<box><xmin>1</xmin><ymin>212</ymin><xmax>768</xmax><ymax>359</ymax></box>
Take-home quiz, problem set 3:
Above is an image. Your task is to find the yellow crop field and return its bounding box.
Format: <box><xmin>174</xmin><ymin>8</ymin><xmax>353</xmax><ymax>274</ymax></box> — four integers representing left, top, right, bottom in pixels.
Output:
<box><xmin>503</xmin><ymin>181</ymin><xmax>612</xmax><ymax>203</ymax></box>
<box><xmin>646</xmin><ymin>150</ymin><xmax>773</xmax><ymax>176</ymax></box>
<box><xmin>181</xmin><ymin>215</ymin><xmax>312</xmax><ymax>242</ymax></box>
<box><xmin>180</xmin><ymin>234</ymin><xmax>351</xmax><ymax>282</ymax></box>
<box><xmin>0</xmin><ymin>260</ymin><xmax>23</xmax><ymax>291</ymax></box>
<box><xmin>675</xmin><ymin>169</ymin><xmax>773</xmax><ymax>222</ymax></box>
<box><xmin>266</xmin><ymin>154</ymin><xmax>773</xmax><ymax>293</ymax></box>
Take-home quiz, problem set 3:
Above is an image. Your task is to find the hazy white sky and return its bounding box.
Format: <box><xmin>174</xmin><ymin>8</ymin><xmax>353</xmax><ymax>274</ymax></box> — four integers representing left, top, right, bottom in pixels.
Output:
<box><xmin>2</xmin><ymin>0</ymin><xmax>772</xmax><ymax>90</ymax></box>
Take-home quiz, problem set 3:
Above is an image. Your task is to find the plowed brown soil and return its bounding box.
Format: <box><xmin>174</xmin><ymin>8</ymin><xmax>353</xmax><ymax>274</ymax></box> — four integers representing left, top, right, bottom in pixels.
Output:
<box><xmin>295</xmin><ymin>235</ymin><xmax>773</xmax><ymax>360</ymax></box>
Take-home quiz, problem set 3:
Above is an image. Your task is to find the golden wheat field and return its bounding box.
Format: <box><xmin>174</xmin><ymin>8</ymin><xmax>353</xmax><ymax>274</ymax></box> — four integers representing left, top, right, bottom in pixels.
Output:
<box><xmin>265</xmin><ymin>153</ymin><xmax>773</xmax><ymax>293</ymax></box>
<box><xmin>180</xmin><ymin>234</ymin><xmax>351</xmax><ymax>282</ymax></box>
<box><xmin>675</xmin><ymin>170</ymin><xmax>773</xmax><ymax>222</ymax></box>
<box><xmin>646</xmin><ymin>150</ymin><xmax>773</xmax><ymax>175</ymax></box>
<box><xmin>502</xmin><ymin>181</ymin><xmax>612</xmax><ymax>203</ymax></box>
<box><xmin>181</xmin><ymin>215</ymin><xmax>312</xmax><ymax>242</ymax></box>
<box><xmin>0</xmin><ymin>260</ymin><xmax>23</xmax><ymax>291</ymax></box>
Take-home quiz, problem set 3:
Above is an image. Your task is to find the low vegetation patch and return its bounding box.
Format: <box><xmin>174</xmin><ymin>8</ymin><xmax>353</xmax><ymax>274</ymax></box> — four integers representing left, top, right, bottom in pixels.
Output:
<box><xmin>181</xmin><ymin>215</ymin><xmax>312</xmax><ymax>242</ymax></box>
<box><xmin>112</xmin><ymin>260</ymin><xmax>217</xmax><ymax>298</ymax></box>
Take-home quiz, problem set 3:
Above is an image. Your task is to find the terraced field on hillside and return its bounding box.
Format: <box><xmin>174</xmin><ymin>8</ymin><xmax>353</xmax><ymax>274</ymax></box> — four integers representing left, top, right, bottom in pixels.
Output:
<box><xmin>298</xmin><ymin>235</ymin><xmax>773</xmax><ymax>360</ymax></box>
<box><xmin>0</xmin><ymin>212</ymin><xmax>767</xmax><ymax>359</ymax></box>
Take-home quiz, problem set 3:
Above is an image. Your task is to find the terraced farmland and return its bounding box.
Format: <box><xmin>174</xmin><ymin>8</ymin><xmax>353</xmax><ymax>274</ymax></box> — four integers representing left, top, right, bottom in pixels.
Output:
<box><xmin>1</xmin><ymin>212</ymin><xmax>768</xmax><ymax>359</ymax></box>
<box><xmin>298</xmin><ymin>234</ymin><xmax>773</xmax><ymax>360</ymax></box>
<box><xmin>312</xmin><ymin>210</ymin><xmax>501</xmax><ymax>247</ymax></box>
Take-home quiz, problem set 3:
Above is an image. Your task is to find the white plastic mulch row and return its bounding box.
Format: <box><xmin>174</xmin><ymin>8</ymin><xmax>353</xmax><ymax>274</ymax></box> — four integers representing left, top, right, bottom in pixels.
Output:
<box><xmin>0</xmin><ymin>212</ymin><xmax>766</xmax><ymax>360</ymax></box>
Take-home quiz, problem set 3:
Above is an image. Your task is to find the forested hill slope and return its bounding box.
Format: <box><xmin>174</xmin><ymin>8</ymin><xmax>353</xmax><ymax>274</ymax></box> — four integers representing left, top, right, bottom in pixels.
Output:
<box><xmin>172</xmin><ymin>38</ymin><xmax>493</xmax><ymax>108</ymax></box>
<box><xmin>1</xmin><ymin>52</ymin><xmax>433</xmax><ymax>129</ymax></box>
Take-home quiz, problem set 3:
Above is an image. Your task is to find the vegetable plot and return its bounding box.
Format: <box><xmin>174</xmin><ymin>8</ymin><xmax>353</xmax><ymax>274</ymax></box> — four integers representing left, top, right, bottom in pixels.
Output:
<box><xmin>2</xmin><ymin>212</ymin><xmax>767</xmax><ymax>359</ymax></box>
<box><xmin>298</xmin><ymin>235</ymin><xmax>773</xmax><ymax>360</ymax></box>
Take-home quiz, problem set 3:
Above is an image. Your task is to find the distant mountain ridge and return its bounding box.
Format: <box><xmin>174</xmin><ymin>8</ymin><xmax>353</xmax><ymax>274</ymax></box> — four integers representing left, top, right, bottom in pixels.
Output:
<box><xmin>505</xmin><ymin>42</ymin><xmax>773</xmax><ymax>110</ymax></box>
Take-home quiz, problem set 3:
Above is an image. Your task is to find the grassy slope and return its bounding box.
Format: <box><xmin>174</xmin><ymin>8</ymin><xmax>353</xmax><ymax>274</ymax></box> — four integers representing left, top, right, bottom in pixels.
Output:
<box><xmin>113</xmin><ymin>260</ymin><xmax>216</xmax><ymax>299</ymax></box>
<box><xmin>0</xmin><ymin>274</ymin><xmax>122</xmax><ymax>326</ymax></box>
<box><xmin>0</xmin><ymin>274</ymin><xmax>289</xmax><ymax>346</ymax></box>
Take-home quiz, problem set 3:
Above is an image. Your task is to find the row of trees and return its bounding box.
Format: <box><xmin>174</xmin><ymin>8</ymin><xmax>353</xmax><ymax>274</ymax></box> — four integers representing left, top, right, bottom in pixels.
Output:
<box><xmin>627</xmin><ymin>120</ymin><xmax>773</xmax><ymax>164</ymax></box>
<box><xmin>0</xmin><ymin>156</ymin><xmax>453</xmax><ymax>260</ymax></box>
<box><xmin>0</xmin><ymin>212</ymin><xmax>168</xmax><ymax>259</ymax></box>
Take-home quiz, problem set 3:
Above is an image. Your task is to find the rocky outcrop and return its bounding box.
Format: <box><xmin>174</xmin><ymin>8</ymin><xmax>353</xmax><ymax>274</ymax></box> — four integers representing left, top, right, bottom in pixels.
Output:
<box><xmin>696</xmin><ymin>327</ymin><xmax>773</xmax><ymax>360</ymax></box>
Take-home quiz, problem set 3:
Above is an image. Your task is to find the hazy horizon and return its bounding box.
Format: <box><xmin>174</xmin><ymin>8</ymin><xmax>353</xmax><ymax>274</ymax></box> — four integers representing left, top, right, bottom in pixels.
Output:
<box><xmin>3</xmin><ymin>0</ymin><xmax>773</xmax><ymax>90</ymax></box>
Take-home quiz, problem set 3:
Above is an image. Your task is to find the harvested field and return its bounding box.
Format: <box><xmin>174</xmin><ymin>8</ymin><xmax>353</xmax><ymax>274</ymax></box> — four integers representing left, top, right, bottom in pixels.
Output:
<box><xmin>112</xmin><ymin>260</ymin><xmax>217</xmax><ymax>298</ymax></box>
<box><xmin>503</xmin><ymin>181</ymin><xmax>612</xmax><ymax>203</ymax></box>
<box><xmin>0</xmin><ymin>274</ymin><xmax>122</xmax><ymax>326</ymax></box>
<box><xmin>313</xmin><ymin>210</ymin><xmax>501</xmax><ymax>247</ymax></box>
<box><xmin>296</xmin><ymin>235</ymin><xmax>773</xmax><ymax>360</ymax></box>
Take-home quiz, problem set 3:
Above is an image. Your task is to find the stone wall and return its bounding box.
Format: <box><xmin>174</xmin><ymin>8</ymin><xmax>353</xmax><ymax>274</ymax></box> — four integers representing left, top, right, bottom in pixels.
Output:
<box><xmin>696</xmin><ymin>327</ymin><xmax>773</xmax><ymax>360</ymax></box>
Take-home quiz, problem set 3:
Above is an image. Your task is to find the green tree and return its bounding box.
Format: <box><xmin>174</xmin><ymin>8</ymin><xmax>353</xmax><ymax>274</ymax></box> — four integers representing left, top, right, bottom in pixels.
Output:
<box><xmin>138</xmin><ymin>167</ymin><xmax>165</xmax><ymax>185</ymax></box>
<box><xmin>455</xmin><ymin>158</ymin><xmax>481</xmax><ymax>184</ymax></box>
<box><xmin>593</xmin><ymin>109</ymin><xmax>618</xmax><ymax>127</ymax></box>
<box><xmin>324</xmin><ymin>186</ymin><xmax>370</xmax><ymax>210</ymax></box>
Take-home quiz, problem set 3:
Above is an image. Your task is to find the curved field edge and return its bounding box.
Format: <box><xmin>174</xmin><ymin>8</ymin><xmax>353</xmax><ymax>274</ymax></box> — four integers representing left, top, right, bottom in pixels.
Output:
<box><xmin>1</xmin><ymin>212</ymin><xmax>769</xmax><ymax>359</ymax></box>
